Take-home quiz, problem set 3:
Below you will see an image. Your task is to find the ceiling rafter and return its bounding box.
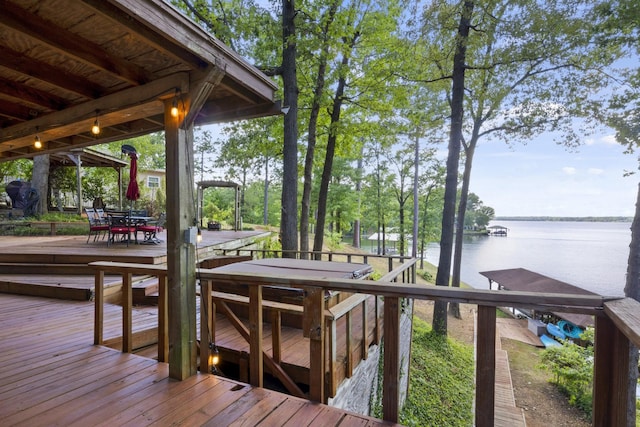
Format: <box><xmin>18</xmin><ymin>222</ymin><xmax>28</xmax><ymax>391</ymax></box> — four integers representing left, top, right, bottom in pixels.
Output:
<box><xmin>0</xmin><ymin>0</ymin><xmax>151</xmax><ymax>86</ymax></box>
<box><xmin>0</xmin><ymin>45</ymin><xmax>102</xmax><ymax>99</ymax></box>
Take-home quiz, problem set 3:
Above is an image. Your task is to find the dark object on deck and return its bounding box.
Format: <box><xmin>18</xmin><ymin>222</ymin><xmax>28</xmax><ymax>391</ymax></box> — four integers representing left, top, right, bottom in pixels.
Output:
<box><xmin>6</xmin><ymin>181</ymin><xmax>39</xmax><ymax>217</ymax></box>
<box><xmin>208</xmin><ymin>221</ymin><xmax>221</xmax><ymax>231</ymax></box>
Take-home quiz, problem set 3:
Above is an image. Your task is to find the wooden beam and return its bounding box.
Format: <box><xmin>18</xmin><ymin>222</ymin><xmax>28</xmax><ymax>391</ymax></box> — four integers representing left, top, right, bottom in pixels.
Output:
<box><xmin>382</xmin><ymin>296</ymin><xmax>400</xmax><ymax>423</ymax></box>
<box><xmin>185</xmin><ymin>65</ymin><xmax>226</xmax><ymax>126</ymax></box>
<box><xmin>304</xmin><ymin>286</ymin><xmax>325</xmax><ymax>403</ymax></box>
<box><xmin>0</xmin><ymin>45</ymin><xmax>101</xmax><ymax>99</ymax></box>
<box><xmin>165</xmin><ymin>100</ymin><xmax>197</xmax><ymax>380</ymax></box>
<box><xmin>94</xmin><ymin>269</ymin><xmax>105</xmax><ymax>345</ymax></box>
<box><xmin>249</xmin><ymin>285</ymin><xmax>264</xmax><ymax>388</ymax></box>
<box><xmin>593</xmin><ymin>315</ymin><xmax>631</xmax><ymax>426</ymax></box>
<box><xmin>122</xmin><ymin>272</ymin><xmax>133</xmax><ymax>353</ymax></box>
<box><xmin>80</xmin><ymin>0</ymin><xmax>207</xmax><ymax>70</ymax></box>
<box><xmin>604</xmin><ymin>298</ymin><xmax>640</xmax><ymax>347</ymax></box>
<box><xmin>475</xmin><ymin>305</ymin><xmax>496</xmax><ymax>427</ymax></box>
<box><xmin>0</xmin><ymin>0</ymin><xmax>151</xmax><ymax>85</ymax></box>
<box><xmin>0</xmin><ymin>72</ymin><xmax>188</xmax><ymax>146</ymax></box>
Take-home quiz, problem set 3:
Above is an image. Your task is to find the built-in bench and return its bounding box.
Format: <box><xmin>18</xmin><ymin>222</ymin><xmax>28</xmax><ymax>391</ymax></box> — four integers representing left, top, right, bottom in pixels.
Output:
<box><xmin>30</xmin><ymin>221</ymin><xmax>85</xmax><ymax>236</ymax></box>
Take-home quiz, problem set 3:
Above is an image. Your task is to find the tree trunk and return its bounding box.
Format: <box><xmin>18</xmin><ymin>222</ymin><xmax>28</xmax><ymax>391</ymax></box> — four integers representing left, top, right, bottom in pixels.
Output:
<box><xmin>280</xmin><ymin>0</ymin><xmax>299</xmax><ymax>258</ymax></box>
<box><xmin>353</xmin><ymin>154</ymin><xmax>363</xmax><ymax>248</ymax></box>
<box><xmin>300</xmin><ymin>0</ymin><xmax>338</xmax><ymax>259</ymax></box>
<box><xmin>624</xmin><ymin>182</ymin><xmax>640</xmax><ymax>426</ymax></box>
<box><xmin>450</xmin><ymin>144</ymin><xmax>475</xmax><ymax>319</ymax></box>
<box><xmin>432</xmin><ymin>0</ymin><xmax>474</xmax><ymax>336</ymax></box>
<box><xmin>32</xmin><ymin>154</ymin><xmax>50</xmax><ymax>216</ymax></box>
<box><xmin>312</xmin><ymin>34</ymin><xmax>357</xmax><ymax>256</ymax></box>
<box><xmin>263</xmin><ymin>157</ymin><xmax>269</xmax><ymax>225</ymax></box>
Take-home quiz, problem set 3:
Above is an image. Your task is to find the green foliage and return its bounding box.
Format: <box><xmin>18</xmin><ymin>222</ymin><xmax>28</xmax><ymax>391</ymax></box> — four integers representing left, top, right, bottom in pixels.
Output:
<box><xmin>417</xmin><ymin>269</ymin><xmax>433</xmax><ymax>282</ymax></box>
<box><xmin>539</xmin><ymin>332</ymin><xmax>595</xmax><ymax>419</ymax></box>
<box><xmin>399</xmin><ymin>317</ymin><xmax>474</xmax><ymax>426</ymax></box>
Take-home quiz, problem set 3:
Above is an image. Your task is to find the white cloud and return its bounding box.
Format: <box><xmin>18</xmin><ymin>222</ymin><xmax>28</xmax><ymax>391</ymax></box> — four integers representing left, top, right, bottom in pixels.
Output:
<box><xmin>601</xmin><ymin>134</ymin><xmax>618</xmax><ymax>145</ymax></box>
<box><xmin>588</xmin><ymin>168</ymin><xmax>604</xmax><ymax>175</ymax></box>
<box><xmin>562</xmin><ymin>166</ymin><xmax>577</xmax><ymax>175</ymax></box>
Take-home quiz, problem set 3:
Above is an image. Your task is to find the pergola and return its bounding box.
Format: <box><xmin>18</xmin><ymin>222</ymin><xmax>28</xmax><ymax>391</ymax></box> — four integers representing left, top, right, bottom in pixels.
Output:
<box><xmin>0</xmin><ymin>0</ymin><xmax>278</xmax><ymax>379</ymax></box>
<box><xmin>49</xmin><ymin>148</ymin><xmax>128</xmax><ymax>212</ymax></box>
<box><xmin>196</xmin><ymin>180</ymin><xmax>241</xmax><ymax>231</ymax></box>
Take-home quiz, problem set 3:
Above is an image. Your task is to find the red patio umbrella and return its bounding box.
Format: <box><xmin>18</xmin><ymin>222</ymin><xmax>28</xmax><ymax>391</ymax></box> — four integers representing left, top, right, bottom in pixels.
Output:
<box><xmin>125</xmin><ymin>151</ymin><xmax>140</xmax><ymax>205</ymax></box>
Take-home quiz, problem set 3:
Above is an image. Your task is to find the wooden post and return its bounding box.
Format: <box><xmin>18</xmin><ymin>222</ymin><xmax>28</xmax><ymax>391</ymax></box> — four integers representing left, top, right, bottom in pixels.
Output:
<box><xmin>165</xmin><ymin>94</ymin><xmax>197</xmax><ymax>380</ymax></box>
<box><xmin>199</xmin><ymin>279</ymin><xmax>213</xmax><ymax>373</ymax></box>
<box><xmin>304</xmin><ymin>286</ymin><xmax>325</xmax><ymax>402</ymax></box>
<box><xmin>271</xmin><ymin>311</ymin><xmax>282</xmax><ymax>364</ymax></box>
<box><xmin>475</xmin><ymin>305</ymin><xmax>496</xmax><ymax>427</ymax></box>
<box><xmin>94</xmin><ymin>269</ymin><xmax>104</xmax><ymax>345</ymax></box>
<box><xmin>383</xmin><ymin>296</ymin><xmax>400</xmax><ymax>423</ymax></box>
<box><xmin>593</xmin><ymin>315</ymin><xmax>630</xmax><ymax>426</ymax></box>
<box><xmin>249</xmin><ymin>285</ymin><xmax>263</xmax><ymax>387</ymax></box>
<box><xmin>158</xmin><ymin>273</ymin><xmax>168</xmax><ymax>362</ymax></box>
<box><xmin>122</xmin><ymin>272</ymin><xmax>132</xmax><ymax>353</ymax></box>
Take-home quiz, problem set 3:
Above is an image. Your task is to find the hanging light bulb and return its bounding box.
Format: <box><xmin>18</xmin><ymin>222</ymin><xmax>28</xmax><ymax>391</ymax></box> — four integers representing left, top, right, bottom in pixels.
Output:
<box><xmin>34</xmin><ymin>134</ymin><xmax>42</xmax><ymax>149</ymax></box>
<box><xmin>197</xmin><ymin>228</ymin><xmax>203</xmax><ymax>243</ymax></box>
<box><xmin>170</xmin><ymin>97</ymin><xmax>179</xmax><ymax>118</ymax></box>
<box><xmin>91</xmin><ymin>117</ymin><xmax>100</xmax><ymax>135</ymax></box>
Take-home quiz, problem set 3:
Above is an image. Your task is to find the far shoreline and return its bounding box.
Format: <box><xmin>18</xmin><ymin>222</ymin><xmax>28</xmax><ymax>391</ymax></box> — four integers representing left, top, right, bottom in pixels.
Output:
<box><xmin>494</xmin><ymin>216</ymin><xmax>632</xmax><ymax>222</ymax></box>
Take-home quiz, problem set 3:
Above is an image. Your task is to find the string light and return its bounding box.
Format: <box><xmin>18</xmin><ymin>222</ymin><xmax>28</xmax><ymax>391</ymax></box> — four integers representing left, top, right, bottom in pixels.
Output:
<box><xmin>34</xmin><ymin>134</ymin><xmax>42</xmax><ymax>149</ymax></box>
<box><xmin>91</xmin><ymin>112</ymin><xmax>100</xmax><ymax>135</ymax></box>
<box><xmin>170</xmin><ymin>98</ymin><xmax>179</xmax><ymax>118</ymax></box>
<box><xmin>170</xmin><ymin>89</ymin><xmax>182</xmax><ymax>118</ymax></box>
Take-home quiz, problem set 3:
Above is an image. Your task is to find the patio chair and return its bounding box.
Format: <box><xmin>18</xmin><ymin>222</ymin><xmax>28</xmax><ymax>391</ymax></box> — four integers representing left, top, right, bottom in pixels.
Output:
<box><xmin>137</xmin><ymin>213</ymin><xmax>165</xmax><ymax>244</ymax></box>
<box><xmin>85</xmin><ymin>207</ymin><xmax>108</xmax><ymax>243</ymax></box>
<box><xmin>107</xmin><ymin>214</ymin><xmax>137</xmax><ymax>247</ymax></box>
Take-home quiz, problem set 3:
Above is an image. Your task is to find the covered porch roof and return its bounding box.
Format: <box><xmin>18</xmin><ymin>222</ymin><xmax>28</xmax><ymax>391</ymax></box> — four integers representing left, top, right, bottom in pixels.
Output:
<box><xmin>0</xmin><ymin>0</ymin><xmax>278</xmax><ymax>162</ymax></box>
<box><xmin>0</xmin><ymin>0</ymin><xmax>279</xmax><ymax>381</ymax></box>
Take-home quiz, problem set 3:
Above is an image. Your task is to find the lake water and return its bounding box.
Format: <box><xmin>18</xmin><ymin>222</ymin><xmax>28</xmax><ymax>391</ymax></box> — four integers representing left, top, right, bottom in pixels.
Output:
<box><xmin>424</xmin><ymin>220</ymin><xmax>632</xmax><ymax>297</ymax></box>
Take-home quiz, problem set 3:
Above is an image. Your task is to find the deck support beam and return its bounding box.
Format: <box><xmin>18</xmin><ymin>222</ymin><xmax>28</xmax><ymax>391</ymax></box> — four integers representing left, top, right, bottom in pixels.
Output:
<box><xmin>165</xmin><ymin>91</ymin><xmax>197</xmax><ymax>380</ymax></box>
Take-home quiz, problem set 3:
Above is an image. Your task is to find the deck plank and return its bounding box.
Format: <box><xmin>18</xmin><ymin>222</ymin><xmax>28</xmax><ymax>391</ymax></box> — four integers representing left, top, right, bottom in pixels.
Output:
<box><xmin>0</xmin><ymin>294</ymin><xmax>397</xmax><ymax>427</ymax></box>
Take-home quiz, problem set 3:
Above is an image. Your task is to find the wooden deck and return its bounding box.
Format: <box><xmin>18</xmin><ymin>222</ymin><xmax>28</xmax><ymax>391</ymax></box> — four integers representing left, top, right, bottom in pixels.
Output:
<box><xmin>0</xmin><ymin>293</ymin><xmax>399</xmax><ymax>426</ymax></box>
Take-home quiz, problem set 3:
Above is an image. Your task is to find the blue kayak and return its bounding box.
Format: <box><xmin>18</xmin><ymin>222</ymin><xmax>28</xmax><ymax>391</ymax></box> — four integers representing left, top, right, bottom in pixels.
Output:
<box><xmin>546</xmin><ymin>323</ymin><xmax>567</xmax><ymax>340</ymax></box>
<box><xmin>540</xmin><ymin>334</ymin><xmax>562</xmax><ymax>348</ymax></box>
<box><xmin>558</xmin><ymin>320</ymin><xmax>583</xmax><ymax>339</ymax></box>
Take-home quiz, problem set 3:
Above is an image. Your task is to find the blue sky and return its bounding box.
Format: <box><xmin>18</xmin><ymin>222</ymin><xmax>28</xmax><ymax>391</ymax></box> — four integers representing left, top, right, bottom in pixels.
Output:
<box><xmin>465</xmin><ymin>131</ymin><xmax>639</xmax><ymax>218</ymax></box>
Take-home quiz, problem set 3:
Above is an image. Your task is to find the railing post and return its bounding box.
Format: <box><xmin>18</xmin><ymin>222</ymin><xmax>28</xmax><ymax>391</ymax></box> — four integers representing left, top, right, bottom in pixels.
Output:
<box><xmin>475</xmin><ymin>305</ymin><xmax>496</xmax><ymax>427</ymax></box>
<box><xmin>158</xmin><ymin>273</ymin><xmax>168</xmax><ymax>362</ymax></box>
<box><xmin>271</xmin><ymin>311</ymin><xmax>282</xmax><ymax>364</ymax></box>
<box><xmin>199</xmin><ymin>278</ymin><xmax>213</xmax><ymax>373</ymax></box>
<box><xmin>122</xmin><ymin>272</ymin><xmax>133</xmax><ymax>353</ymax></box>
<box><xmin>249</xmin><ymin>284</ymin><xmax>263</xmax><ymax>388</ymax></box>
<box><xmin>383</xmin><ymin>296</ymin><xmax>400</xmax><ymax>423</ymax></box>
<box><xmin>304</xmin><ymin>286</ymin><xmax>325</xmax><ymax>402</ymax></box>
<box><xmin>94</xmin><ymin>268</ymin><xmax>104</xmax><ymax>345</ymax></box>
<box><xmin>593</xmin><ymin>315</ymin><xmax>631</xmax><ymax>426</ymax></box>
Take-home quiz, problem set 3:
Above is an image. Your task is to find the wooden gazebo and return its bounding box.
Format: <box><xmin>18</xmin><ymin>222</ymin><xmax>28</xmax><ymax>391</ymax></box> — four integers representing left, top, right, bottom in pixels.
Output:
<box><xmin>0</xmin><ymin>0</ymin><xmax>278</xmax><ymax>380</ymax></box>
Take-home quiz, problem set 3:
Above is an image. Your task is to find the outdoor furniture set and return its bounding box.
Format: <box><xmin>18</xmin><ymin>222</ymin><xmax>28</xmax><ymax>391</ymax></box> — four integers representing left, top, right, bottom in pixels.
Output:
<box><xmin>85</xmin><ymin>207</ymin><xmax>165</xmax><ymax>246</ymax></box>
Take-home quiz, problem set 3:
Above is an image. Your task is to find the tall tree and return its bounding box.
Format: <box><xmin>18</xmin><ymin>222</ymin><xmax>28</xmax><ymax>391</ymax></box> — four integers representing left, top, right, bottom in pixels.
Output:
<box><xmin>432</xmin><ymin>0</ymin><xmax>475</xmax><ymax>335</ymax></box>
<box><xmin>280</xmin><ymin>0</ymin><xmax>300</xmax><ymax>257</ymax></box>
<box><xmin>299</xmin><ymin>0</ymin><xmax>340</xmax><ymax>257</ymax></box>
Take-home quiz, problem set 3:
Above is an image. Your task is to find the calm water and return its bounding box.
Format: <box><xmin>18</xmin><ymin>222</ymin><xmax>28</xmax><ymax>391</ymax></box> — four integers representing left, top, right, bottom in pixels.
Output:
<box><xmin>425</xmin><ymin>220</ymin><xmax>632</xmax><ymax>297</ymax></box>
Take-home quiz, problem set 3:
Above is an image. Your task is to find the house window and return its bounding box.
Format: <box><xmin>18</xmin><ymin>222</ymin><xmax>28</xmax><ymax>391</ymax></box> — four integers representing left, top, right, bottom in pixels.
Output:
<box><xmin>147</xmin><ymin>176</ymin><xmax>160</xmax><ymax>188</ymax></box>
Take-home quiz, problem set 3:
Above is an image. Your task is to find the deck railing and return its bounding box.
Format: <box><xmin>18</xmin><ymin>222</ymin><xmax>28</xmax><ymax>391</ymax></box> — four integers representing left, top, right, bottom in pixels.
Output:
<box><xmin>90</xmin><ymin>259</ymin><xmax>640</xmax><ymax>426</ymax></box>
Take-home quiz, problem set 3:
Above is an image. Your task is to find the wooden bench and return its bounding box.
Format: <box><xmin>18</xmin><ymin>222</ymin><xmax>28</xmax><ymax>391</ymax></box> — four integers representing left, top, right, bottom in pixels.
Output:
<box><xmin>30</xmin><ymin>221</ymin><xmax>85</xmax><ymax>236</ymax></box>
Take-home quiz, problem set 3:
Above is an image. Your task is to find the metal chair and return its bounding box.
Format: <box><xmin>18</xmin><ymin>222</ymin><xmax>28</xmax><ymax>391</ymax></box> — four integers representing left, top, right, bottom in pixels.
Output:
<box><xmin>107</xmin><ymin>214</ymin><xmax>137</xmax><ymax>247</ymax></box>
<box><xmin>137</xmin><ymin>213</ymin><xmax>166</xmax><ymax>244</ymax></box>
<box><xmin>85</xmin><ymin>207</ymin><xmax>108</xmax><ymax>243</ymax></box>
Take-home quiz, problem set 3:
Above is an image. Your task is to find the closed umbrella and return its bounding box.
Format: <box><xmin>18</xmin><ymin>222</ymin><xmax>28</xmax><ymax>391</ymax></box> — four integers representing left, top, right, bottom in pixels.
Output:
<box><xmin>125</xmin><ymin>152</ymin><xmax>140</xmax><ymax>204</ymax></box>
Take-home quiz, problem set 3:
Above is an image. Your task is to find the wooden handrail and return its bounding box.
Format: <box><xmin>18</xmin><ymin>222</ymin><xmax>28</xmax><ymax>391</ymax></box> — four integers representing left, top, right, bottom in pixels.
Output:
<box><xmin>90</xmin><ymin>260</ymin><xmax>639</xmax><ymax>426</ymax></box>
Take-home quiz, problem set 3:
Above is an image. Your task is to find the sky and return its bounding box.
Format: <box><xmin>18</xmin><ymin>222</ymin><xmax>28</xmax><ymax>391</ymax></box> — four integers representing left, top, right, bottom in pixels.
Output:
<box><xmin>464</xmin><ymin>131</ymin><xmax>639</xmax><ymax>218</ymax></box>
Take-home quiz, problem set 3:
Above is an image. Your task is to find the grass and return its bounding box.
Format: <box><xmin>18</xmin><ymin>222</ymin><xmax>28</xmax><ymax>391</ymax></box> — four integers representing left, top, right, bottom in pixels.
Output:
<box><xmin>371</xmin><ymin>316</ymin><xmax>475</xmax><ymax>427</ymax></box>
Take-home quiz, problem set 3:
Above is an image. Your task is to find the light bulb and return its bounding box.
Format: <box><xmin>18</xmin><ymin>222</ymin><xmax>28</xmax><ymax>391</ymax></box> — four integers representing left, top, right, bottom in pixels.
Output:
<box><xmin>34</xmin><ymin>135</ymin><xmax>42</xmax><ymax>149</ymax></box>
<box><xmin>170</xmin><ymin>99</ymin><xmax>179</xmax><ymax>118</ymax></box>
<box><xmin>91</xmin><ymin>118</ymin><xmax>100</xmax><ymax>135</ymax></box>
